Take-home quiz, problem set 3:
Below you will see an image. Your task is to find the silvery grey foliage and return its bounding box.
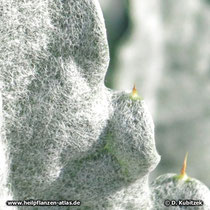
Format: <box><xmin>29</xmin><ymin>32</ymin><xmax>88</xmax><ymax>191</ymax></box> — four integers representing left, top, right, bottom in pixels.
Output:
<box><xmin>0</xmin><ymin>0</ymin><xmax>160</xmax><ymax>209</ymax></box>
<box><xmin>151</xmin><ymin>174</ymin><xmax>210</xmax><ymax>210</ymax></box>
<box><xmin>111</xmin><ymin>0</ymin><xmax>210</xmax><ymax>187</ymax></box>
<box><xmin>1</xmin><ymin>0</ymin><xmax>209</xmax><ymax>210</ymax></box>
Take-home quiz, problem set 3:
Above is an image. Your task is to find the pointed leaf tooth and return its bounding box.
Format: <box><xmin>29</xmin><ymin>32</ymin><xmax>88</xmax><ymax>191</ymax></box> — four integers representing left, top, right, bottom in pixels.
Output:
<box><xmin>180</xmin><ymin>152</ymin><xmax>188</xmax><ymax>179</ymax></box>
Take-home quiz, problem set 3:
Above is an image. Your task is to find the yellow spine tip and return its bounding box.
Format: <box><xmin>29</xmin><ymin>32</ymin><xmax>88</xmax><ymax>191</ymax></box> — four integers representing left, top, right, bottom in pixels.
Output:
<box><xmin>132</xmin><ymin>84</ymin><xmax>138</xmax><ymax>98</ymax></box>
<box><xmin>180</xmin><ymin>152</ymin><xmax>188</xmax><ymax>177</ymax></box>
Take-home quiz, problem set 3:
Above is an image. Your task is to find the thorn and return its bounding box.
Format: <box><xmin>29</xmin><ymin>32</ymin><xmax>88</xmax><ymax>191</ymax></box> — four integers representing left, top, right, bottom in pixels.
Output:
<box><xmin>180</xmin><ymin>152</ymin><xmax>188</xmax><ymax>177</ymax></box>
<box><xmin>132</xmin><ymin>84</ymin><xmax>138</xmax><ymax>98</ymax></box>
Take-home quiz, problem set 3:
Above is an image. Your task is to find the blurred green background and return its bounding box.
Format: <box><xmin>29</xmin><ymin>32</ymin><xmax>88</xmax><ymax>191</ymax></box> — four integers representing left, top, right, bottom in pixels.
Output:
<box><xmin>99</xmin><ymin>0</ymin><xmax>210</xmax><ymax>187</ymax></box>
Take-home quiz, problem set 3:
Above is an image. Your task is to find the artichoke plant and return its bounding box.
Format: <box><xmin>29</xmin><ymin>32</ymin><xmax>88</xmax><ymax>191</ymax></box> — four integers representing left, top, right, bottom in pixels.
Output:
<box><xmin>0</xmin><ymin>0</ymin><xmax>209</xmax><ymax>210</ymax></box>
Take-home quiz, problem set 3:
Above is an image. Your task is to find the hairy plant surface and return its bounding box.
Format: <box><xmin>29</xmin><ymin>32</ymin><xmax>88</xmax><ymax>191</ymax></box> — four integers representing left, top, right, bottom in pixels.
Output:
<box><xmin>152</xmin><ymin>174</ymin><xmax>210</xmax><ymax>210</ymax></box>
<box><xmin>0</xmin><ymin>0</ymin><xmax>160</xmax><ymax>209</ymax></box>
<box><xmin>0</xmin><ymin>0</ymin><xmax>209</xmax><ymax>210</ymax></box>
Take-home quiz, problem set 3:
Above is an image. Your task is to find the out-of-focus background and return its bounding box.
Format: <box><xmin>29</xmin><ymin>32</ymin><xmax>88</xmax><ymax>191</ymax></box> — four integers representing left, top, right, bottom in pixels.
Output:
<box><xmin>99</xmin><ymin>0</ymin><xmax>210</xmax><ymax>187</ymax></box>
